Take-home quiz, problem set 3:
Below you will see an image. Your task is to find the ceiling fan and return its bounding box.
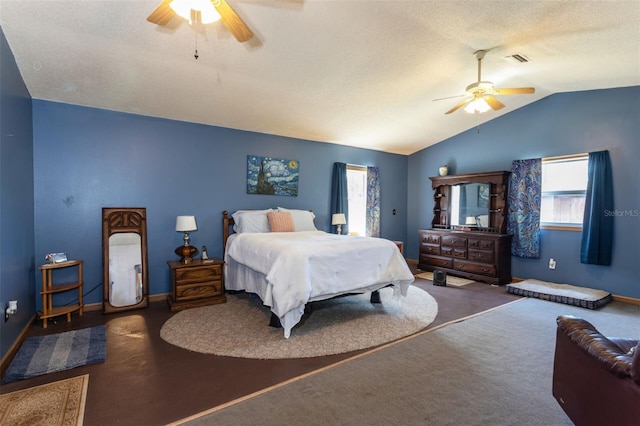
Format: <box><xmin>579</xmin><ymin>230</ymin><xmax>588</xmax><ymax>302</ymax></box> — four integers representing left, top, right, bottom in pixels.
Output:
<box><xmin>147</xmin><ymin>0</ymin><xmax>254</xmax><ymax>43</ymax></box>
<box><xmin>438</xmin><ymin>50</ymin><xmax>535</xmax><ymax>115</ymax></box>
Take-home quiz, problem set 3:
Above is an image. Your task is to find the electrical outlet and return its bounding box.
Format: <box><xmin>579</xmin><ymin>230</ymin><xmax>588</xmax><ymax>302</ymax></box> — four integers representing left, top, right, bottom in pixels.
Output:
<box><xmin>549</xmin><ymin>258</ymin><xmax>556</xmax><ymax>270</ymax></box>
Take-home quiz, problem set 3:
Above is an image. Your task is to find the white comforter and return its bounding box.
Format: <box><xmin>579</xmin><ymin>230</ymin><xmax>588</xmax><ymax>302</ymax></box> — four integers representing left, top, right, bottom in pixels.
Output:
<box><xmin>225</xmin><ymin>231</ymin><xmax>414</xmax><ymax>338</ymax></box>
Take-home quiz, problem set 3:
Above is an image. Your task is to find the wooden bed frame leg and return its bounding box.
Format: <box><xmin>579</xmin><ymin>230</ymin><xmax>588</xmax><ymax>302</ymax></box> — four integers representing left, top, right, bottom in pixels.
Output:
<box><xmin>370</xmin><ymin>290</ymin><xmax>381</xmax><ymax>304</ymax></box>
<box><xmin>269</xmin><ymin>313</ymin><xmax>282</xmax><ymax>328</ymax></box>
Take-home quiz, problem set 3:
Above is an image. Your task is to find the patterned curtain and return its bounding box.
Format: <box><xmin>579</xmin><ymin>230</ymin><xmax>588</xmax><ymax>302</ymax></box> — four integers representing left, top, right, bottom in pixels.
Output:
<box><xmin>331</xmin><ymin>162</ymin><xmax>349</xmax><ymax>235</ymax></box>
<box><xmin>580</xmin><ymin>150</ymin><xmax>613</xmax><ymax>265</ymax></box>
<box><xmin>507</xmin><ymin>159</ymin><xmax>542</xmax><ymax>258</ymax></box>
<box><xmin>366</xmin><ymin>166</ymin><xmax>381</xmax><ymax>237</ymax></box>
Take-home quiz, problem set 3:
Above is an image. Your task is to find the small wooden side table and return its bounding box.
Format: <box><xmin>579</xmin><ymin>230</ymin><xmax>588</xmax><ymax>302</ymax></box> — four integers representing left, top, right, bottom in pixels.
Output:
<box><xmin>167</xmin><ymin>258</ymin><xmax>226</xmax><ymax>312</ymax></box>
<box><xmin>39</xmin><ymin>260</ymin><xmax>84</xmax><ymax>328</ymax></box>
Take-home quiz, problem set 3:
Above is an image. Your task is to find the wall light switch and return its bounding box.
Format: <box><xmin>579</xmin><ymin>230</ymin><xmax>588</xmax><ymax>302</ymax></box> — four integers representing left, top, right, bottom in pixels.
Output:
<box><xmin>549</xmin><ymin>258</ymin><xmax>556</xmax><ymax>269</ymax></box>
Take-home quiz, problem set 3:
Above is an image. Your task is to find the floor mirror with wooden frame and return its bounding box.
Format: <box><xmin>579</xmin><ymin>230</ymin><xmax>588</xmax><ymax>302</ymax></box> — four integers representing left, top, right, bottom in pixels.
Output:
<box><xmin>102</xmin><ymin>207</ymin><xmax>149</xmax><ymax>313</ymax></box>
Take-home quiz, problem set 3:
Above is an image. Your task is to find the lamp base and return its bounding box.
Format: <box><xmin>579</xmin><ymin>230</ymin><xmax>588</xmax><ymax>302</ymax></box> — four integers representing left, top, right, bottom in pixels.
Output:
<box><xmin>175</xmin><ymin>245</ymin><xmax>198</xmax><ymax>264</ymax></box>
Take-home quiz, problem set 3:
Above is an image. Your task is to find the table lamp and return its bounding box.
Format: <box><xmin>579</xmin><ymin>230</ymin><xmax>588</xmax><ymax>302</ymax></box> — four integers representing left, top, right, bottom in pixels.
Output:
<box><xmin>332</xmin><ymin>213</ymin><xmax>346</xmax><ymax>235</ymax></box>
<box><xmin>175</xmin><ymin>215</ymin><xmax>198</xmax><ymax>263</ymax></box>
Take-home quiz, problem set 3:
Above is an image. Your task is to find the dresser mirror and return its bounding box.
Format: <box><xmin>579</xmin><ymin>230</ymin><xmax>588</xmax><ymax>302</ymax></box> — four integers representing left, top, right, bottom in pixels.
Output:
<box><xmin>102</xmin><ymin>207</ymin><xmax>149</xmax><ymax>313</ymax></box>
<box><xmin>430</xmin><ymin>171</ymin><xmax>510</xmax><ymax>234</ymax></box>
<box><xmin>449</xmin><ymin>183</ymin><xmax>490</xmax><ymax>228</ymax></box>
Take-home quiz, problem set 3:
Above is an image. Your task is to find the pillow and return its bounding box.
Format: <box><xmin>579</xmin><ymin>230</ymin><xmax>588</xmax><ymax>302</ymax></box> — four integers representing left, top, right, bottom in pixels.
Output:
<box><xmin>277</xmin><ymin>207</ymin><xmax>317</xmax><ymax>231</ymax></box>
<box><xmin>231</xmin><ymin>209</ymin><xmax>273</xmax><ymax>233</ymax></box>
<box><xmin>268</xmin><ymin>211</ymin><xmax>295</xmax><ymax>232</ymax></box>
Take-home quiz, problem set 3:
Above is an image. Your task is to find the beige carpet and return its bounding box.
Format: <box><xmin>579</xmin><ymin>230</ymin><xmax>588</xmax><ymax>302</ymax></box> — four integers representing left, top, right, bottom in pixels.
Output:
<box><xmin>0</xmin><ymin>374</ymin><xmax>88</xmax><ymax>426</ymax></box>
<box><xmin>415</xmin><ymin>271</ymin><xmax>475</xmax><ymax>286</ymax></box>
<box><xmin>161</xmin><ymin>286</ymin><xmax>437</xmax><ymax>359</ymax></box>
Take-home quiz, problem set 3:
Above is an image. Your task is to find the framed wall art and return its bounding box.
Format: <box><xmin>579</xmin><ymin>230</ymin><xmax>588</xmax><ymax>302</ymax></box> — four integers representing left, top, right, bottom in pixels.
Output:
<box><xmin>478</xmin><ymin>184</ymin><xmax>489</xmax><ymax>208</ymax></box>
<box><xmin>247</xmin><ymin>155</ymin><xmax>299</xmax><ymax>196</ymax></box>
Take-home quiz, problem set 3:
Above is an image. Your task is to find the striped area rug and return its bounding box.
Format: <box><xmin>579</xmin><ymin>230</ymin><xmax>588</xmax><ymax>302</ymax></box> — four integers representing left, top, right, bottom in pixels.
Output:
<box><xmin>3</xmin><ymin>326</ymin><xmax>106</xmax><ymax>384</ymax></box>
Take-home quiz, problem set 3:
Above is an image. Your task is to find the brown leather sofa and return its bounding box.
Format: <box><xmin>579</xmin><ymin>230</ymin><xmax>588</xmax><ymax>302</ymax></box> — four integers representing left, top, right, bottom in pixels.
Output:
<box><xmin>552</xmin><ymin>315</ymin><xmax>640</xmax><ymax>426</ymax></box>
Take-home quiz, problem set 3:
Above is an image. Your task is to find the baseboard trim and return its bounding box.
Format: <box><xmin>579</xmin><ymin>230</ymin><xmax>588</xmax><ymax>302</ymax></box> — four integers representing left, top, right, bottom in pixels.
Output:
<box><xmin>612</xmin><ymin>294</ymin><xmax>640</xmax><ymax>305</ymax></box>
<box><xmin>84</xmin><ymin>293</ymin><xmax>169</xmax><ymax>312</ymax></box>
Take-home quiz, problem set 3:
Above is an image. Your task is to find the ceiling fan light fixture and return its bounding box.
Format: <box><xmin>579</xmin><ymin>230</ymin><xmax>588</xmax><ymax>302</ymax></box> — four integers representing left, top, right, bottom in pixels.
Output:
<box><xmin>170</xmin><ymin>0</ymin><xmax>221</xmax><ymax>24</ymax></box>
<box><xmin>464</xmin><ymin>97</ymin><xmax>491</xmax><ymax>114</ymax></box>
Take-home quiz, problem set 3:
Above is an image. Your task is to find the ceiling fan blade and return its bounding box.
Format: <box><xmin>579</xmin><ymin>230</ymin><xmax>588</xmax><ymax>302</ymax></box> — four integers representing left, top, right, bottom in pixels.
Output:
<box><xmin>485</xmin><ymin>96</ymin><xmax>505</xmax><ymax>111</ymax></box>
<box><xmin>214</xmin><ymin>0</ymin><xmax>254</xmax><ymax>42</ymax></box>
<box><xmin>494</xmin><ymin>87</ymin><xmax>535</xmax><ymax>95</ymax></box>
<box><xmin>445</xmin><ymin>98</ymin><xmax>472</xmax><ymax>115</ymax></box>
<box><xmin>433</xmin><ymin>94</ymin><xmax>466</xmax><ymax>102</ymax></box>
<box><xmin>147</xmin><ymin>0</ymin><xmax>175</xmax><ymax>25</ymax></box>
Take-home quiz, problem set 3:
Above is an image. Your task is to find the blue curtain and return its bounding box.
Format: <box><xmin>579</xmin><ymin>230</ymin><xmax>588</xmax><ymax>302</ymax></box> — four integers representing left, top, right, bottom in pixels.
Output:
<box><xmin>366</xmin><ymin>166</ymin><xmax>380</xmax><ymax>237</ymax></box>
<box><xmin>330</xmin><ymin>162</ymin><xmax>349</xmax><ymax>235</ymax></box>
<box><xmin>580</xmin><ymin>150</ymin><xmax>613</xmax><ymax>265</ymax></box>
<box><xmin>507</xmin><ymin>158</ymin><xmax>542</xmax><ymax>258</ymax></box>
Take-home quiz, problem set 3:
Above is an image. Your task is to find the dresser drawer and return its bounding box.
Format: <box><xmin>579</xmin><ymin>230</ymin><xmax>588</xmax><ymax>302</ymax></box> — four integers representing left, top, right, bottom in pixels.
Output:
<box><xmin>441</xmin><ymin>235</ymin><xmax>467</xmax><ymax>248</ymax></box>
<box><xmin>453</xmin><ymin>260</ymin><xmax>496</xmax><ymax>276</ymax></box>
<box><xmin>468</xmin><ymin>239</ymin><xmax>494</xmax><ymax>250</ymax></box>
<box><xmin>175</xmin><ymin>264</ymin><xmax>222</xmax><ymax>282</ymax></box>
<box><xmin>419</xmin><ymin>232</ymin><xmax>441</xmax><ymax>244</ymax></box>
<box><xmin>421</xmin><ymin>243</ymin><xmax>441</xmax><ymax>255</ymax></box>
<box><xmin>419</xmin><ymin>255</ymin><xmax>453</xmax><ymax>269</ymax></box>
<box><xmin>441</xmin><ymin>246</ymin><xmax>467</xmax><ymax>258</ymax></box>
<box><xmin>468</xmin><ymin>249</ymin><xmax>494</xmax><ymax>263</ymax></box>
<box><xmin>175</xmin><ymin>281</ymin><xmax>222</xmax><ymax>301</ymax></box>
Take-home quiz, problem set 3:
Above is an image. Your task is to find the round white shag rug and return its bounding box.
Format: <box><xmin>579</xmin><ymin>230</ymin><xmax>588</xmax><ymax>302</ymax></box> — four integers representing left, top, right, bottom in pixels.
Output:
<box><xmin>160</xmin><ymin>286</ymin><xmax>438</xmax><ymax>359</ymax></box>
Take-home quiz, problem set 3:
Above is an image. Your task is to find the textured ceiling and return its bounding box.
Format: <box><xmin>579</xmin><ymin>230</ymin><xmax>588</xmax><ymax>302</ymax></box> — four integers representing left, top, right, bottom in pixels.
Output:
<box><xmin>1</xmin><ymin>0</ymin><xmax>639</xmax><ymax>154</ymax></box>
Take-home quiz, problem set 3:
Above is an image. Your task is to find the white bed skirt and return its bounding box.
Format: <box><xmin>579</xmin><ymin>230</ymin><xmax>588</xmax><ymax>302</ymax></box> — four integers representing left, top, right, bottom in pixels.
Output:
<box><xmin>224</xmin><ymin>258</ymin><xmax>409</xmax><ymax>337</ymax></box>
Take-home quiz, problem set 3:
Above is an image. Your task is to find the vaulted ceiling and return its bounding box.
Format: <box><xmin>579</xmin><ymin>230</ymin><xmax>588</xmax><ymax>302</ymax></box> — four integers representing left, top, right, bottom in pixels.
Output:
<box><xmin>1</xmin><ymin>1</ymin><xmax>638</xmax><ymax>154</ymax></box>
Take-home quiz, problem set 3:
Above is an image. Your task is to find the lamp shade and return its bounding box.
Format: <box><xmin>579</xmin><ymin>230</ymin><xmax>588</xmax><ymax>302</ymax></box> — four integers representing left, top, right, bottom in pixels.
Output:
<box><xmin>464</xmin><ymin>97</ymin><xmax>491</xmax><ymax>114</ymax></box>
<box><xmin>170</xmin><ymin>0</ymin><xmax>221</xmax><ymax>24</ymax></box>
<box><xmin>332</xmin><ymin>213</ymin><xmax>347</xmax><ymax>225</ymax></box>
<box><xmin>176</xmin><ymin>216</ymin><xmax>197</xmax><ymax>232</ymax></box>
<box><xmin>465</xmin><ymin>216</ymin><xmax>477</xmax><ymax>225</ymax></box>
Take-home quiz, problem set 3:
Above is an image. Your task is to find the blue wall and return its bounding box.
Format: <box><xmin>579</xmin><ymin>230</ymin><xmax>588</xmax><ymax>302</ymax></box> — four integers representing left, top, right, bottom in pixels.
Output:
<box><xmin>0</xmin><ymin>27</ymin><xmax>35</xmax><ymax>357</ymax></box>
<box><xmin>407</xmin><ymin>87</ymin><xmax>640</xmax><ymax>298</ymax></box>
<box><xmin>32</xmin><ymin>101</ymin><xmax>409</xmax><ymax>310</ymax></box>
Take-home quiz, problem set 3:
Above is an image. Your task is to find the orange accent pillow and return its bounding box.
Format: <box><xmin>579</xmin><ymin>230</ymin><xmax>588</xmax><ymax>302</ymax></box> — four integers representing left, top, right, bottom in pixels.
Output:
<box><xmin>268</xmin><ymin>211</ymin><xmax>295</xmax><ymax>232</ymax></box>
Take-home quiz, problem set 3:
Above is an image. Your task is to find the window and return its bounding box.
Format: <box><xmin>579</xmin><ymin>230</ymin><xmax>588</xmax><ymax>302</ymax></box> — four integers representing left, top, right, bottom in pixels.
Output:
<box><xmin>347</xmin><ymin>165</ymin><xmax>367</xmax><ymax>235</ymax></box>
<box><xmin>540</xmin><ymin>154</ymin><xmax>588</xmax><ymax>230</ymax></box>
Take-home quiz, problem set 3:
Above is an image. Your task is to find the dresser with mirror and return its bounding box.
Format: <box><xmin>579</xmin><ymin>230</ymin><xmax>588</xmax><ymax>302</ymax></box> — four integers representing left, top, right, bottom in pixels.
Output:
<box><xmin>418</xmin><ymin>171</ymin><xmax>512</xmax><ymax>285</ymax></box>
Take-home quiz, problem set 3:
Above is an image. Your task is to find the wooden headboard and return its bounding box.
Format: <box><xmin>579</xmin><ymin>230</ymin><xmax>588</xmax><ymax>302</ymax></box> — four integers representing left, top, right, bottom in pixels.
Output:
<box><xmin>222</xmin><ymin>210</ymin><xmax>235</xmax><ymax>255</ymax></box>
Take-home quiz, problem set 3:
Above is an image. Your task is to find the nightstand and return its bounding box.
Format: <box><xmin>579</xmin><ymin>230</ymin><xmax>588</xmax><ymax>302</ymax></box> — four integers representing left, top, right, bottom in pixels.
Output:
<box><xmin>167</xmin><ymin>258</ymin><xmax>226</xmax><ymax>312</ymax></box>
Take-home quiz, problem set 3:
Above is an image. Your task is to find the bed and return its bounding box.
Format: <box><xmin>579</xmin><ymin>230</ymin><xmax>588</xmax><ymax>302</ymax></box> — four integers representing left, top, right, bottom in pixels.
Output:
<box><xmin>223</xmin><ymin>209</ymin><xmax>415</xmax><ymax>338</ymax></box>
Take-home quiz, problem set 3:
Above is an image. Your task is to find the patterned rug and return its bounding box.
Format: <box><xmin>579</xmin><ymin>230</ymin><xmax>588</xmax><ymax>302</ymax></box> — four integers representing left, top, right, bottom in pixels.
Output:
<box><xmin>0</xmin><ymin>374</ymin><xmax>88</xmax><ymax>425</ymax></box>
<box><xmin>415</xmin><ymin>272</ymin><xmax>475</xmax><ymax>286</ymax></box>
<box><xmin>3</xmin><ymin>326</ymin><xmax>106</xmax><ymax>384</ymax></box>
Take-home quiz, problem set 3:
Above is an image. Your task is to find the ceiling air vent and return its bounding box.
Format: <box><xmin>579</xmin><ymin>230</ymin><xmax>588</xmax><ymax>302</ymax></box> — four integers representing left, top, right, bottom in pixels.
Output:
<box><xmin>504</xmin><ymin>53</ymin><xmax>530</xmax><ymax>64</ymax></box>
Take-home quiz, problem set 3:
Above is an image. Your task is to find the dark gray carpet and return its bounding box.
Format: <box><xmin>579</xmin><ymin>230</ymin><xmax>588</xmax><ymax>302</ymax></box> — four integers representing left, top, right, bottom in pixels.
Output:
<box><xmin>177</xmin><ymin>298</ymin><xmax>639</xmax><ymax>426</ymax></box>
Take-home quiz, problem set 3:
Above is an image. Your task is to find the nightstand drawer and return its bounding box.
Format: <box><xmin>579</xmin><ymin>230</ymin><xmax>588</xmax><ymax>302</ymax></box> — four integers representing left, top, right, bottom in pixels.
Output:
<box><xmin>175</xmin><ymin>264</ymin><xmax>222</xmax><ymax>282</ymax></box>
<box><xmin>175</xmin><ymin>281</ymin><xmax>222</xmax><ymax>301</ymax></box>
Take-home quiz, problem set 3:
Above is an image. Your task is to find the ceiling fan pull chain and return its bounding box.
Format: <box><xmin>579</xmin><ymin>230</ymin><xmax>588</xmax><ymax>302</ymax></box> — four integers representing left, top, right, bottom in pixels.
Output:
<box><xmin>194</xmin><ymin>19</ymin><xmax>199</xmax><ymax>60</ymax></box>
